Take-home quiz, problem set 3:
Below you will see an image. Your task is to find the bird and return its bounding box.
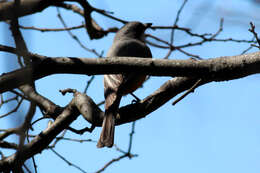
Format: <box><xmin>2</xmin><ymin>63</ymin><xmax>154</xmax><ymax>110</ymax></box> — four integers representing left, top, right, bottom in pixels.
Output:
<box><xmin>97</xmin><ymin>21</ymin><xmax>152</xmax><ymax>148</ymax></box>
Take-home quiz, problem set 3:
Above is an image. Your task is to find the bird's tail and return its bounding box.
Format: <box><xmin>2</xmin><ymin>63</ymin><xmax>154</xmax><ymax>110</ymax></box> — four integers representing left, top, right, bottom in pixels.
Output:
<box><xmin>97</xmin><ymin>111</ymin><xmax>115</xmax><ymax>148</ymax></box>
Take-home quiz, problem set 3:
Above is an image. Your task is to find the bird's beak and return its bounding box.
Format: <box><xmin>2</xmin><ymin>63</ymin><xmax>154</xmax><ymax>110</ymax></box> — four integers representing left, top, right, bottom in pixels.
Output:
<box><xmin>144</xmin><ymin>23</ymin><xmax>153</xmax><ymax>29</ymax></box>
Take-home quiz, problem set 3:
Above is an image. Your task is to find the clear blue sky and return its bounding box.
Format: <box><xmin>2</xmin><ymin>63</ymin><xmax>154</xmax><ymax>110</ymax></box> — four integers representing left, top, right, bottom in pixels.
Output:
<box><xmin>1</xmin><ymin>0</ymin><xmax>260</xmax><ymax>172</ymax></box>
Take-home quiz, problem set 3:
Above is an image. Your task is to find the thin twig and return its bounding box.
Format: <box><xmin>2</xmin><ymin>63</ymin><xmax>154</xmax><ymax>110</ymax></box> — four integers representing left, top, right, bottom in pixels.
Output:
<box><xmin>50</xmin><ymin>130</ymin><xmax>67</xmax><ymax>148</ymax></box>
<box><xmin>56</xmin><ymin>8</ymin><xmax>102</xmax><ymax>57</ymax></box>
<box><xmin>95</xmin><ymin>154</ymin><xmax>129</xmax><ymax>173</ymax></box>
<box><xmin>50</xmin><ymin>148</ymin><xmax>87</xmax><ymax>173</ymax></box>
<box><xmin>151</xmin><ymin>25</ymin><xmax>190</xmax><ymax>32</ymax></box>
<box><xmin>84</xmin><ymin>76</ymin><xmax>95</xmax><ymax>93</ymax></box>
<box><xmin>67</xmin><ymin>125</ymin><xmax>95</xmax><ymax>134</ymax></box>
<box><xmin>28</xmin><ymin>134</ymin><xmax>95</xmax><ymax>144</ymax></box>
<box><xmin>23</xmin><ymin>164</ymin><xmax>32</xmax><ymax>173</ymax></box>
<box><xmin>241</xmin><ymin>46</ymin><xmax>253</xmax><ymax>55</ymax></box>
<box><xmin>0</xmin><ymin>95</ymin><xmax>19</xmax><ymax>108</ymax></box>
<box><xmin>249</xmin><ymin>22</ymin><xmax>260</xmax><ymax>49</ymax></box>
<box><xmin>165</xmin><ymin>0</ymin><xmax>188</xmax><ymax>59</ymax></box>
<box><xmin>96</xmin><ymin>121</ymin><xmax>138</xmax><ymax>173</ymax></box>
<box><xmin>31</xmin><ymin>117</ymin><xmax>49</xmax><ymax>126</ymax></box>
<box><xmin>26</xmin><ymin>134</ymin><xmax>38</xmax><ymax>173</ymax></box>
<box><xmin>97</xmin><ymin>100</ymin><xmax>105</xmax><ymax>106</ymax></box>
<box><xmin>92</xmin><ymin>6</ymin><xmax>127</xmax><ymax>24</ymax></box>
<box><xmin>147</xmin><ymin>34</ymin><xmax>202</xmax><ymax>59</ymax></box>
<box><xmin>127</xmin><ymin>121</ymin><xmax>135</xmax><ymax>154</ymax></box>
<box><xmin>170</xmin><ymin>0</ymin><xmax>188</xmax><ymax>43</ymax></box>
<box><xmin>19</xmin><ymin>24</ymin><xmax>85</xmax><ymax>32</ymax></box>
<box><xmin>172</xmin><ymin>79</ymin><xmax>202</xmax><ymax>105</ymax></box>
<box><xmin>0</xmin><ymin>98</ymin><xmax>24</xmax><ymax>119</ymax></box>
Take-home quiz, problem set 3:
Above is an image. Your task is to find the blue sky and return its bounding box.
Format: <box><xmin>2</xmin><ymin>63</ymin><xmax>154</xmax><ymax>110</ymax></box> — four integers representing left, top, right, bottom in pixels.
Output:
<box><xmin>1</xmin><ymin>0</ymin><xmax>260</xmax><ymax>172</ymax></box>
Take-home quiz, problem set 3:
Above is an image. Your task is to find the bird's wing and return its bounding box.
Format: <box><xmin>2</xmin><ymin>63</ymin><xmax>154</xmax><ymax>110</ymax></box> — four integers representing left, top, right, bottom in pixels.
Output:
<box><xmin>106</xmin><ymin>39</ymin><xmax>152</xmax><ymax>85</ymax></box>
<box><xmin>104</xmin><ymin>39</ymin><xmax>152</xmax><ymax>107</ymax></box>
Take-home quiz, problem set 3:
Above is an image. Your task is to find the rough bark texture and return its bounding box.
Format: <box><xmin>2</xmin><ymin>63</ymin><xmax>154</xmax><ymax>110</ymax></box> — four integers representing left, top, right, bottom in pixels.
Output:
<box><xmin>0</xmin><ymin>49</ymin><xmax>260</xmax><ymax>93</ymax></box>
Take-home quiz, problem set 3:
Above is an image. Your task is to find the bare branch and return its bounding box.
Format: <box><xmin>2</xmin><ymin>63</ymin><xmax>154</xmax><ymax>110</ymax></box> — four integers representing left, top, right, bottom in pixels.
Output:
<box><xmin>0</xmin><ymin>72</ymin><xmax>249</xmax><ymax>172</ymax></box>
<box><xmin>1</xmin><ymin>50</ymin><xmax>260</xmax><ymax>93</ymax></box>
<box><xmin>172</xmin><ymin>79</ymin><xmax>202</xmax><ymax>105</ymax></box>
<box><xmin>28</xmin><ymin>134</ymin><xmax>95</xmax><ymax>144</ymax></box>
<box><xmin>0</xmin><ymin>0</ymin><xmax>53</xmax><ymax>21</ymax></box>
<box><xmin>0</xmin><ymin>141</ymin><xmax>18</xmax><ymax>149</ymax></box>
<box><xmin>0</xmin><ymin>128</ymin><xmax>21</xmax><ymax>141</ymax></box>
<box><xmin>249</xmin><ymin>22</ymin><xmax>260</xmax><ymax>49</ymax></box>
<box><xmin>0</xmin><ymin>0</ymin><xmax>109</xmax><ymax>39</ymax></box>
<box><xmin>146</xmin><ymin>34</ymin><xmax>202</xmax><ymax>59</ymax></box>
<box><xmin>50</xmin><ymin>148</ymin><xmax>87</xmax><ymax>173</ymax></box>
<box><xmin>0</xmin><ymin>98</ymin><xmax>23</xmax><ymax>119</ymax></box>
<box><xmin>170</xmin><ymin>0</ymin><xmax>188</xmax><ymax>43</ymax></box>
<box><xmin>0</xmin><ymin>94</ymin><xmax>19</xmax><ymax>108</ymax></box>
<box><xmin>83</xmin><ymin>76</ymin><xmax>95</xmax><ymax>93</ymax></box>
<box><xmin>0</xmin><ymin>2</ymin><xmax>259</xmax><ymax>172</ymax></box>
<box><xmin>19</xmin><ymin>24</ymin><xmax>85</xmax><ymax>32</ymax></box>
<box><xmin>56</xmin><ymin>8</ymin><xmax>102</xmax><ymax>57</ymax></box>
<box><xmin>96</xmin><ymin>121</ymin><xmax>137</xmax><ymax>173</ymax></box>
<box><xmin>127</xmin><ymin>121</ymin><xmax>136</xmax><ymax>154</ymax></box>
<box><xmin>23</xmin><ymin>164</ymin><xmax>32</xmax><ymax>173</ymax></box>
<box><xmin>165</xmin><ymin>0</ymin><xmax>188</xmax><ymax>59</ymax></box>
<box><xmin>95</xmin><ymin>154</ymin><xmax>129</xmax><ymax>173</ymax></box>
<box><xmin>0</xmin><ymin>97</ymin><xmax>80</xmax><ymax>172</ymax></box>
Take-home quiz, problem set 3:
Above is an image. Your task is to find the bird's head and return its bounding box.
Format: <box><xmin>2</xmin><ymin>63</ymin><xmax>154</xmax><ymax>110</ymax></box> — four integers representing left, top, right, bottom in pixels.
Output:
<box><xmin>115</xmin><ymin>21</ymin><xmax>152</xmax><ymax>41</ymax></box>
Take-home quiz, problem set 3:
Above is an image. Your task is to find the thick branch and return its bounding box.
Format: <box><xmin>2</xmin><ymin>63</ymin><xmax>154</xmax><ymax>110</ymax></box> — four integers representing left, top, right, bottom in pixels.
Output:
<box><xmin>0</xmin><ymin>96</ymin><xmax>80</xmax><ymax>172</ymax></box>
<box><xmin>77</xmin><ymin>77</ymin><xmax>200</xmax><ymax>126</ymax></box>
<box><xmin>0</xmin><ymin>0</ymin><xmax>106</xmax><ymax>39</ymax></box>
<box><xmin>0</xmin><ymin>73</ymin><xmax>231</xmax><ymax>171</ymax></box>
<box><xmin>0</xmin><ymin>77</ymin><xmax>199</xmax><ymax>172</ymax></box>
<box><xmin>1</xmin><ymin>50</ymin><xmax>260</xmax><ymax>93</ymax></box>
<box><xmin>0</xmin><ymin>0</ymin><xmax>53</xmax><ymax>21</ymax></box>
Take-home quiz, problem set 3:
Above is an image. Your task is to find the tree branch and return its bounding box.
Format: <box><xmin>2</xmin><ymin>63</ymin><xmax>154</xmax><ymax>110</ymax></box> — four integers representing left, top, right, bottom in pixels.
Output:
<box><xmin>0</xmin><ymin>0</ymin><xmax>107</xmax><ymax>39</ymax></box>
<box><xmin>0</xmin><ymin>76</ymin><xmax>197</xmax><ymax>171</ymax></box>
<box><xmin>1</xmin><ymin>48</ymin><xmax>260</xmax><ymax>93</ymax></box>
<box><xmin>0</xmin><ymin>94</ymin><xmax>81</xmax><ymax>172</ymax></box>
<box><xmin>0</xmin><ymin>74</ymin><xmax>245</xmax><ymax>171</ymax></box>
<box><xmin>0</xmin><ymin>0</ymin><xmax>52</xmax><ymax>21</ymax></box>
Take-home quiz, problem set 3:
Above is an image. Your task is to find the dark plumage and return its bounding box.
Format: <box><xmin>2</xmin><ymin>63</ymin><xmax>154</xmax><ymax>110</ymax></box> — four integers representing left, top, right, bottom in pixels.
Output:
<box><xmin>97</xmin><ymin>22</ymin><xmax>152</xmax><ymax>148</ymax></box>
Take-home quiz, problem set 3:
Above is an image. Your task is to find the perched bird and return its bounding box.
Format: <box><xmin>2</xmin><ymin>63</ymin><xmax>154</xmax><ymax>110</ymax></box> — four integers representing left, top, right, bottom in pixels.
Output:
<box><xmin>97</xmin><ymin>21</ymin><xmax>152</xmax><ymax>148</ymax></box>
